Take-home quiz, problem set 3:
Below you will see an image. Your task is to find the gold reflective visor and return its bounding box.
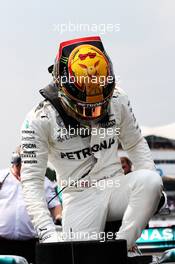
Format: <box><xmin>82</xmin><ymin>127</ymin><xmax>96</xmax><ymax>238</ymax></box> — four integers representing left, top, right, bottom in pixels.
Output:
<box><xmin>76</xmin><ymin>105</ymin><xmax>104</xmax><ymax>119</ymax></box>
<box><xmin>61</xmin><ymin>95</ymin><xmax>109</xmax><ymax>120</ymax></box>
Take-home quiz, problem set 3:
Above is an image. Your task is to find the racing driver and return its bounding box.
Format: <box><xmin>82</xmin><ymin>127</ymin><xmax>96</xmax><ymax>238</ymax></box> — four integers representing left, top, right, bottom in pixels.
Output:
<box><xmin>20</xmin><ymin>36</ymin><xmax>163</xmax><ymax>251</ymax></box>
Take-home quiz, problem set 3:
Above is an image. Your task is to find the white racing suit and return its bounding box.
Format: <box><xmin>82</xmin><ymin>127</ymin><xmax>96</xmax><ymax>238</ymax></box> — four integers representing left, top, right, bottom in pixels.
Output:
<box><xmin>20</xmin><ymin>84</ymin><xmax>162</xmax><ymax>248</ymax></box>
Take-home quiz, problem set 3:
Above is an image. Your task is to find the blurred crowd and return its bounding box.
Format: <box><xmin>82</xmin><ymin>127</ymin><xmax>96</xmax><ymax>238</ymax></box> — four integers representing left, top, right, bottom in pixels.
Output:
<box><xmin>0</xmin><ymin>147</ymin><xmax>62</xmax><ymax>241</ymax></box>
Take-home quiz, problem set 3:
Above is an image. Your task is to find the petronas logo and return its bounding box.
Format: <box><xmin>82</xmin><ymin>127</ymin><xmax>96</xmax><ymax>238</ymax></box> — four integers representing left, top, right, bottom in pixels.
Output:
<box><xmin>25</xmin><ymin>120</ymin><xmax>29</xmax><ymax>129</ymax></box>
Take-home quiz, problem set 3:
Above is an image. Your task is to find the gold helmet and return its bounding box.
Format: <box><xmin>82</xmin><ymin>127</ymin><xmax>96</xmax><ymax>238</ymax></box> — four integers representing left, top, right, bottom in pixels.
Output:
<box><xmin>53</xmin><ymin>36</ymin><xmax>115</xmax><ymax>121</ymax></box>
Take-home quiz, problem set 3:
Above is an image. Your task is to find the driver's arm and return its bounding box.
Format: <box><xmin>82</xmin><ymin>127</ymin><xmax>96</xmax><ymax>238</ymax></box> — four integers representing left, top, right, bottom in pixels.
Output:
<box><xmin>21</xmin><ymin>109</ymin><xmax>58</xmax><ymax>242</ymax></box>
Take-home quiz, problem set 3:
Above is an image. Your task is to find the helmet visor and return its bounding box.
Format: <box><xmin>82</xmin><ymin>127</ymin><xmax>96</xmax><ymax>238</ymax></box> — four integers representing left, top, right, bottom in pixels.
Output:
<box><xmin>61</xmin><ymin>93</ymin><xmax>110</xmax><ymax>120</ymax></box>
